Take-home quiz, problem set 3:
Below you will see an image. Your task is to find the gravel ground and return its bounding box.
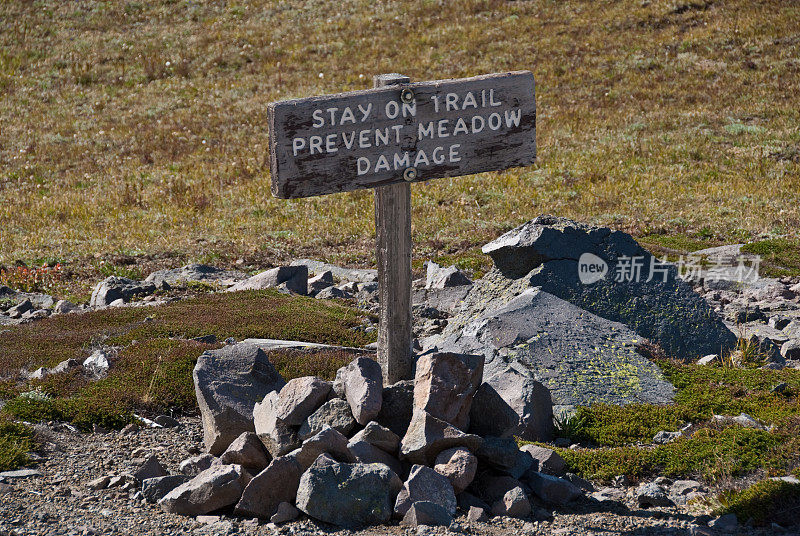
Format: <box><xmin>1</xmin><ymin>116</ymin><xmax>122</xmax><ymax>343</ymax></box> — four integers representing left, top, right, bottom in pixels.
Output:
<box><xmin>0</xmin><ymin>417</ymin><xmax>774</xmax><ymax>536</ymax></box>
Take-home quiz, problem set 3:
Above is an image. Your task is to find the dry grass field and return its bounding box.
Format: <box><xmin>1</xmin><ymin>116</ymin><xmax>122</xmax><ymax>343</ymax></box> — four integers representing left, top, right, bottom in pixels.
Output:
<box><xmin>1</xmin><ymin>0</ymin><xmax>799</xmax><ymax>297</ymax></box>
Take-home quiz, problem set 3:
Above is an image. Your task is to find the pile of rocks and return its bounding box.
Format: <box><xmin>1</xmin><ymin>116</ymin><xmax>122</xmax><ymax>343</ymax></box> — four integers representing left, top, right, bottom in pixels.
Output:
<box><xmin>142</xmin><ymin>342</ymin><xmax>589</xmax><ymax>529</ymax></box>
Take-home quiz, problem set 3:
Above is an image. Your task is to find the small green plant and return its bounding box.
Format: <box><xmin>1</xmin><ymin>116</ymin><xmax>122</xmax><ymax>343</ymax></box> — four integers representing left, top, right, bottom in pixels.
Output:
<box><xmin>718</xmin><ymin>479</ymin><xmax>800</xmax><ymax>527</ymax></box>
<box><xmin>0</xmin><ymin>418</ymin><xmax>35</xmax><ymax>471</ymax></box>
<box><xmin>553</xmin><ymin>410</ymin><xmax>588</xmax><ymax>441</ymax></box>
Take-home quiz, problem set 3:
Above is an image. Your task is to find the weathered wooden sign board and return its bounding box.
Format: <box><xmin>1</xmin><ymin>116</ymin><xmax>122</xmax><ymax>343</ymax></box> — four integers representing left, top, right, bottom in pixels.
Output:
<box><xmin>268</xmin><ymin>71</ymin><xmax>536</xmax><ymax>199</ymax></box>
<box><xmin>267</xmin><ymin>71</ymin><xmax>536</xmax><ymax>383</ymax></box>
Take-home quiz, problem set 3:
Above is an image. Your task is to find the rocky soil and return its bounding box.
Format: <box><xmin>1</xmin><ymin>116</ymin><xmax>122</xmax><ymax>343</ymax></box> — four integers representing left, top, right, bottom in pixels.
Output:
<box><xmin>0</xmin><ymin>416</ymin><xmax>774</xmax><ymax>536</ymax></box>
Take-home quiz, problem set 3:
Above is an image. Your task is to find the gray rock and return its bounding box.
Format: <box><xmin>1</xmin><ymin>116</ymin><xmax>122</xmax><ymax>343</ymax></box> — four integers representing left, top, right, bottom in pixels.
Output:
<box><xmin>413</xmin><ymin>286</ymin><xmax>473</xmax><ymax>316</ymax></box>
<box><xmin>468</xmin><ymin>215</ymin><xmax>736</xmax><ymax>359</ymax></box>
<box><xmin>253</xmin><ymin>391</ymin><xmax>301</xmax><ymax>457</ymax></box>
<box><xmin>564</xmin><ymin>472</ymin><xmax>595</xmax><ymax>491</ymax></box>
<box><xmin>433</xmin><ymin>447</ymin><xmax>477</xmax><ymax>494</ymax></box>
<box><xmin>653</xmin><ymin>430</ymin><xmax>682</xmax><ymax>444</ymax></box>
<box><xmin>636</xmin><ymin>482</ymin><xmax>673</xmax><ymax>507</ymax></box>
<box><xmin>769</xmin><ymin>317</ymin><xmax>792</xmax><ymax>331</ymax></box>
<box><xmin>291</xmin><ymin>259</ymin><xmax>378</xmax><ymax>283</ymax></box>
<box><xmin>468</xmin><ymin>365</ymin><xmax>554</xmax><ymax>442</ymax></box>
<box><xmin>134</xmin><ymin>455</ymin><xmax>168</xmax><ymax>482</ymax></box>
<box><xmin>591</xmin><ymin>487</ymin><xmax>626</xmax><ymax>503</ymax></box>
<box><xmin>426</xmin><ymin>262</ymin><xmax>472</xmax><ymax>289</ymax></box>
<box><xmin>315</xmin><ymin>286</ymin><xmax>350</xmax><ymax>300</ymax></box>
<box><xmin>291</xmin><ymin>426</ymin><xmax>356</xmax><ymax>470</ymax></box>
<box><xmin>7</xmin><ymin>299</ymin><xmax>32</xmax><ymax>318</ymax></box>
<box><xmin>307</xmin><ymin>271</ymin><xmax>334</xmax><ymax>295</ymax></box>
<box><xmin>0</xmin><ymin>469</ymin><xmax>40</xmax><ymax>479</ymax></box>
<box><xmin>349</xmin><ymin>421</ymin><xmax>400</xmax><ymax>454</ymax></box>
<box><xmin>526</xmin><ymin>472</ymin><xmax>582</xmax><ymax>505</ymax></box>
<box><xmin>141</xmin><ymin>475</ymin><xmax>191</xmax><ymax>503</ymax></box>
<box><xmin>86</xmin><ymin>476</ymin><xmax>112</xmax><ymax>490</ymax></box>
<box><xmin>234</xmin><ymin>456</ymin><xmax>302</xmax><ymax>519</ymax></box>
<box><xmin>29</xmin><ymin>367</ymin><xmax>48</xmax><ymax>380</ymax></box>
<box><xmin>347</xmin><ymin>439</ymin><xmax>404</xmax><ymax>477</ymax></box>
<box><xmin>491</xmin><ymin>486</ymin><xmax>531</xmax><ymax>518</ymax></box>
<box><xmin>83</xmin><ymin>350</ymin><xmax>110</xmax><ymax>377</ymax></box>
<box><xmin>145</xmin><ymin>263</ymin><xmax>246</xmax><ymax>288</ymax></box>
<box><xmin>712</xmin><ymin>413</ymin><xmax>765</xmax><ymax>430</ymax></box>
<box><xmin>335</xmin><ymin>357</ymin><xmax>383</xmax><ymax>425</ymax></box>
<box><xmin>697</xmin><ymin>354</ymin><xmax>718</xmax><ymax>365</ymax></box>
<box><xmin>227</xmin><ymin>265</ymin><xmax>308</xmax><ymax>294</ymax></box>
<box><xmin>295</xmin><ymin>456</ymin><xmax>401</xmax><ymax>528</ymax></box>
<box><xmin>394</xmin><ymin>464</ymin><xmax>457</xmax><ymax>518</ymax></box>
<box><xmin>90</xmin><ymin>276</ymin><xmax>156</xmax><ymax>307</ymax></box>
<box><xmin>275</xmin><ymin>376</ymin><xmax>332</xmax><ymax>426</ymax></box>
<box><xmin>270</xmin><ymin>501</ymin><xmax>299</xmax><ymax>524</ymax></box>
<box><xmin>476</xmin><ymin>437</ymin><xmax>533</xmax><ymax>479</ymax></box>
<box><xmin>781</xmin><ymin>339</ymin><xmax>800</xmax><ymax>360</ymax></box>
<box><xmin>467</xmin><ymin>506</ymin><xmax>489</xmax><ymax>523</ymax></box>
<box><xmin>195</xmin><ymin>343</ymin><xmax>286</xmax><ymax>455</ymax></box>
<box><xmin>53</xmin><ymin>300</ymin><xmax>78</xmax><ymax>315</ymax></box>
<box><xmin>400</xmin><ymin>409</ymin><xmax>482</xmax><ymax>465</ymax></box>
<box><xmin>401</xmin><ymin>501</ymin><xmax>453</xmax><ymax>527</ymax></box>
<box><xmin>158</xmin><ymin>464</ymin><xmax>250</xmax><ymax>516</ymax></box>
<box><xmin>520</xmin><ymin>445</ymin><xmax>565</xmax><ymax>475</ymax></box>
<box><xmin>472</xmin><ymin>473</ymin><xmax>524</xmax><ymax>504</ymax></box>
<box><xmin>179</xmin><ymin>454</ymin><xmax>216</xmax><ymax>476</ymax></box>
<box><xmin>413</xmin><ymin>351</ymin><xmax>483</xmax><ymax>431</ymax></box>
<box><xmin>708</xmin><ymin>513</ymin><xmax>738</xmax><ymax>531</ymax></box>
<box><xmin>376</xmin><ymin>380</ymin><xmax>414</xmax><ymax>437</ymax></box>
<box><xmin>671</xmin><ymin>480</ymin><xmax>703</xmax><ymax>496</ymax></box>
<box><xmin>298</xmin><ymin>398</ymin><xmax>357</xmax><ymax>440</ymax></box>
<box><xmin>153</xmin><ymin>415</ymin><xmax>180</xmax><ymax>428</ymax></box>
<box><xmin>219</xmin><ymin>432</ymin><xmax>271</xmax><ymax>474</ymax></box>
<box><xmin>436</xmin><ymin>289</ymin><xmax>676</xmax><ymax>410</ymax></box>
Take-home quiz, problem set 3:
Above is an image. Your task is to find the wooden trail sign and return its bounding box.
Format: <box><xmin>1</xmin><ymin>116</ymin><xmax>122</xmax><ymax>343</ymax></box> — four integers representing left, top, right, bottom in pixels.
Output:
<box><xmin>267</xmin><ymin>71</ymin><xmax>536</xmax><ymax>382</ymax></box>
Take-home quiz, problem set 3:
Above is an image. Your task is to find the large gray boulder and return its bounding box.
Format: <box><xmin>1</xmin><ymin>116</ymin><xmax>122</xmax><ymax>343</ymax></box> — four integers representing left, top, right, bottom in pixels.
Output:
<box><xmin>442</xmin><ymin>215</ymin><xmax>735</xmax><ymax>360</ymax></box>
<box><xmin>350</xmin><ymin>421</ymin><xmax>400</xmax><ymax>454</ymax></box>
<box><xmin>291</xmin><ymin>426</ymin><xmax>356</xmax><ymax>470</ymax></box>
<box><xmin>433</xmin><ymin>447</ymin><xmax>477</xmax><ymax>494</ymax></box>
<box><xmin>347</xmin><ymin>440</ymin><xmax>404</xmax><ymax>477</ymax></box>
<box><xmin>295</xmin><ymin>456</ymin><xmax>402</xmax><ymax>528</ymax></box>
<box><xmin>141</xmin><ymin>475</ymin><xmax>191</xmax><ymax>503</ymax></box>
<box><xmin>253</xmin><ymin>391</ymin><xmax>301</xmax><ymax>457</ymax></box>
<box><xmin>469</xmin><ymin>365</ymin><xmax>554</xmax><ymax>441</ymax></box>
<box><xmin>413</xmin><ymin>351</ymin><xmax>483</xmax><ymax>431</ymax></box>
<box><xmin>227</xmin><ymin>266</ymin><xmax>308</xmax><ymax>294</ymax></box>
<box><xmin>400</xmin><ymin>409</ymin><xmax>482</xmax><ymax>465</ymax></box>
<box><xmin>440</xmin><ymin>288</ymin><xmax>675</xmax><ymax>411</ymax></box>
<box><xmin>158</xmin><ymin>464</ymin><xmax>250</xmax><ymax>516</ymax></box>
<box><xmin>334</xmin><ymin>357</ymin><xmax>383</xmax><ymax>425</ymax></box>
<box><xmin>274</xmin><ymin>376</ymin><xmax>331</xmax><ymax>426</ymax></box>
<box><xmin>234</xmin><ymin>456</ymin><xmax>302</xmax><ymax>519</ymax></box>
<box><xmin>394</xmin><ymin>464</ymin><xmax>457</xmax><ymax>519</ymax></box>
<box><xmin>526</xmin><ymin>471</ymin><xmax>582</xmax><ymax>505</ymax></box>
<box><xmin>90</xmin><ymin>276</ymin><xmax>156</xmax><ymax>307</ymax></box>
<box><xmin>219</xmin><ymin>432</ymin><xmax>271</xmax><ymax>474</ymax></box>
<box><xmin>194</xmin><ymin>344</ymin><xmax>286</xmax><ymax>455</ymax></box>
<box><xmin>298</xmin><ymin>398</ymin><xmax>357</xmax><ymax>440</ymax></box>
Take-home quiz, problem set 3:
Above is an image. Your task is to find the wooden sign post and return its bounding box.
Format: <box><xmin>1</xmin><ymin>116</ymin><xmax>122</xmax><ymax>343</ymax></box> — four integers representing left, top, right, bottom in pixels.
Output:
<box><xmin>267</xmin><ymin>71</ymin><xmax>536</xmax><ymax>383</ymax></box>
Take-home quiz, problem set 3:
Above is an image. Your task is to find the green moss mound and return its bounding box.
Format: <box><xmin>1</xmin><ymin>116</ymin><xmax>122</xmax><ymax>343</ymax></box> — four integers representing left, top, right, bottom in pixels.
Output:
<box><xmin>719</xmin><ymin>479</ymin><xmax>800</xmax><ymax>527</ymax></box>
<box><xmin>0</xmin><ymin>418</ymin><xmax>35</xmax><ymax>471</ymax></box>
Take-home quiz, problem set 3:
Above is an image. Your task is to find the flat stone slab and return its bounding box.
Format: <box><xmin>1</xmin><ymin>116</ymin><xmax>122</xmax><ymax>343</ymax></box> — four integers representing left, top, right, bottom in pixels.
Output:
<box><xmin>241</xmin><ymin>339</ymin><xmax>373</xmax><ymax>353</ymax></box>
<box><xmin>429</xmin><ymin>288</ymin><xmax>675</xmax><ymax>408</ymax></box>
<box><xmin>0</xmin><ymin>469</ymin><xmax>41</xmax><ymax>479</ymax></box>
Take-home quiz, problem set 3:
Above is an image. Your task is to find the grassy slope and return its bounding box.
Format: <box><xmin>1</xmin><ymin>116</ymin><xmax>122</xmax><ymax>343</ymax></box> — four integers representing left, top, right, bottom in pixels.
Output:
<box><xmin>1</xmin><ymin>0</ymin><xmax>799</xmax><ymax>293</ymax></box>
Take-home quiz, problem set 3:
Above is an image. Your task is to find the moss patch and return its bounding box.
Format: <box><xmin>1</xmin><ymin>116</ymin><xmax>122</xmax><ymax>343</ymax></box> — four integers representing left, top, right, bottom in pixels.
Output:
<box><xmin>0</xmin><ymin>417</ymin><xmax>35</xmax><ymax>471</ymax></box>
<box><xmin>741</xmin><ymin>238</ymin><xmax>800</xmax><ymax>277</ymax></box>
<box><xmin>719</xmin><ymin>479</ymin><xmax>800</xmax><ymax>527</ymax></box>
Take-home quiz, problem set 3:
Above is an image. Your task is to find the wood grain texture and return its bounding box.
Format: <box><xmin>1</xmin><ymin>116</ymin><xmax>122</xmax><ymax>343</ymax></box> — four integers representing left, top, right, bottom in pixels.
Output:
<box><xmin>373</xmin><ymin>74</ymin><xmax>413</xmax><ymax>383</ymax></box>
<box><xmin>268</xmin><ymin>71</ymin><xmax>536</xmax><ymax>199</ymax></box>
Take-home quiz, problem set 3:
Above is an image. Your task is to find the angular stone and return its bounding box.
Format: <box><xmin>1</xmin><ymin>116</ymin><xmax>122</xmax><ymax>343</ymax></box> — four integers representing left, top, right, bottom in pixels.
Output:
<box><xmin>394</xmin><ymin>464</ymin><xmax>457</xmax><ymax>519</ymax></box>
<box><xmin>782</xmin><ymin>339</ymin><xmax>800</xmax><ymax>360</ymax></box>
<box><xmin>472</xmin><ymin>215</ymin><xmax>736</xmax><ymax>359</ymax></box>
<box><xmin>476</xmin><ymin>436</ymin><xmax>533</xmax><ymax>478</ymax></box>
<box><xmin>636</xmin><ymin>482</ymin><xmax>673</xmax><ymax>507</ymax></box>
<box><xmin>471</xmin><ymin>473</ymin><xmax>524</xmax><ymax>504</ymax></box>
<box><xmin>90</xmin><ymin>276</ymin><xmax>156</xmax><ymax>307</ymax></box>
<box><xmin>401</xmin><ymin>501</ymin><xmax>453</xmax><ymax>527</ymax></box>
<box><xmin>349</xmin><ymin>421</ymin><xmax>400</xmax><ymax>454</ymax></box>
<box><xmin>275</xmin><ymin>376</ymin><xmax>332</xmax><ymax>426</ymax></box>
<box><xmin>433</xmin><ymin>447</ymin><xmax>477</xmax><ymax>494</ymax></box>
<box><xmin>234</xmin><ymin>456</ymin><xmax>302</xmax><ymax>519</ymax></box>
<box><xmin>195</xmin><ymin>343</ymin><xmax>286</xmax><ymax>455</ymax></box>
<box><xmin>413</xmin><ymin>351</ymin><xmax>483</xmax><ymax>430</ymax></box>
<box><xmin>141</xmin><ymin>475</ymin><xmax>191</xmax><ymax>503</ymax></box>
<box><xmin>219</xmin><ymin>432</ymin><xmax>271</xmax><ymax>474</ymax></box>
<box><xmin>51</xmin><ymin>358</ymin><xmax>81</xmax><ymax>375</ymax></box>
<box><xmin>179</xmin><ymin>454</ymin><xmax>216</xmax><ymax>476</ymax></box>
<box><xmin>335</xmin><ymin>357</ymin><xmax>383</xmax><ymax>425</ymax></box>
<box><xmin>376</xmin><ymin>380</ymin><xmax>414</xmax><ymax>437</ymax></box>
<box><xmin>426</xmin><ymin>262</ymin><xmax>472</xmax><ymax>289</ymax></box>
<box><xmin>134</xmin><ymin>455</ymin><xmax>168</xmax><ymax>482</ymax></box>
<box><xmin>158</xmin><ymin>464</ymin><xmax>250</xmax><ymax>516</ymax></box>
<box><xmin>298</xmin><ymin>398</ymin><xmax>357</xmax><ymax>440</ymax></box>
<box><xmin>526</xmin><ymin>472</ymin><xmax>582</xmax><ymax>505</ymax></box>
<box><xmin>53</xmin><ymin>300</ymin><xmax>78</xmax><ymax>314</ymax></box>
<box><xmin>227</xmin><ymin>266</ymin><xmax>308</xmax><ymax>294</ymax></box>
<box><xmin>400</xmin><ymin>409</ymin><xmax>482</xmax><ymax>466</ymax></box>
<box><xmin>347</xmin><ymin>440</ymin><xmax>404</xmax><ymax>477</ymax></box>
<box><xmin>145</xmin><ymin>263</ymin><xmax>247</xmax><ymax>288</ymax></box>
<box><xmin>467</xmin><ymin>506</ymin><xmax>489</xmax><ymax>523</ymax></box>
<box><xmin>271</xmin><ymin>501</ymin><xmax>299</xmax><ymax>524</ymax></box>
<box><xmin>7</xmin><ymin>299</ymin><xmax>32</xmax><ymax>318</ymax></box>
<box><xmin>591</xmin><ymin>487</ymin><xmax>626</xmax><ymax>503</ymax></box>
<box><xmin>671</xmin><ymin>480</ymin><xmax>704</xmax><ymax>496</ymax></box>
<box><xmin>290</xmin><ymin>259</ymin><xmax>378</xmax><ymax>284</ymax></box>
<box><xmin>653</xmin><ymin>431</ymin><xmax>682</xmax><ymax>444</ymax></box>
<box><xmin>153</xmin><ymin>415</ymin><xmax>180</xmax><ymax>428</ymax></box>
<box><xmin>469</xmin><ymin>366</ymin><xmax>554</xmax><ymax>442</ymax></box>
<box><xmin>308</xmin><ymin>271</ymin><xmax>335</xmax><ymax>296</ymax></box>
<box><xmin>83</xmin><ymin>350</ymin><xmax>110</xmax><ymax>377</ymax></box>
<box><xmin>491</xmin><ymin>486</ymin><xmax>531</xmax><ymax>518</ymax></box>
<box><xmin>295</xmin><ymin>457</ymin><xmax>401</xmax><ymax>528</ymax></box>
<box><xmin>315</xmin><ymin>286</ymin><xmax>350</xmax><ymax>300</ymax></box>
<box><xmin>86</xmin><ymin>476</ymin><xmax>111</xmax><ymax>490</ymax></box>
<box><xmin>291</xmin><ymin>426</ymin><xmax>356</xmax><ymax>471</ymax></box>
<box><xmin>253</xmin><ymin>391</ymin><xmax>300</xmax><ymax>457</ymax></box>
<box><xmin>709</xmin><ymin>513</ymin><xmax>738</xmax><ymax>531</ymax></box>
<box><xmin>519</xmin><ymin>445</ymin><xmax>565</xmax><ymax>475</ymax></box>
